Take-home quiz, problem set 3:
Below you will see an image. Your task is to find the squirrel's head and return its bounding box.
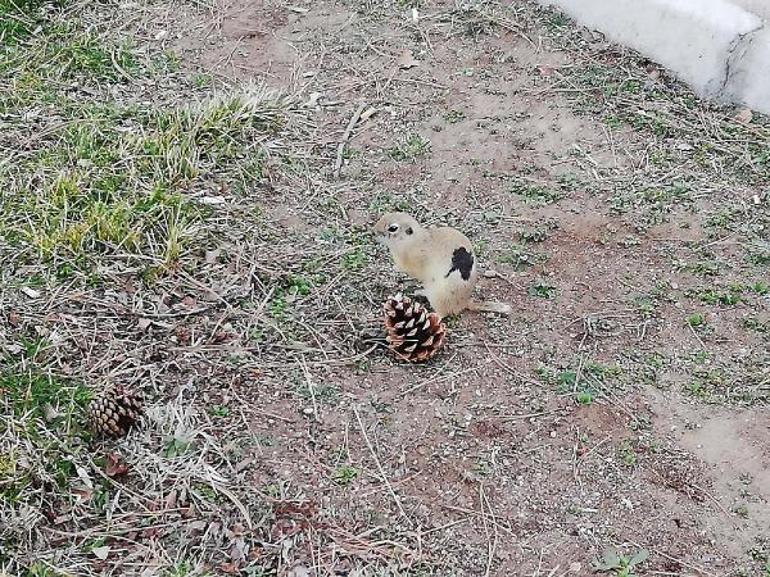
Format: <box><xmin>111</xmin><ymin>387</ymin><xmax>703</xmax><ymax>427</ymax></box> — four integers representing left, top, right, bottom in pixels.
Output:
<box><xmin>373</xmin><ymin>212</ymin><xmax>421</xmax><ymax>248</ymax></box>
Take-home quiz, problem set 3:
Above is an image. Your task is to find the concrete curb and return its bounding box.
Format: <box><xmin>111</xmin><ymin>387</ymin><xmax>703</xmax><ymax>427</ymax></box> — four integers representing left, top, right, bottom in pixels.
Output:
<box><xmin>540</xmin><ymin>0</ymin><xmax>770</xmax><ymax>115</ymax></box>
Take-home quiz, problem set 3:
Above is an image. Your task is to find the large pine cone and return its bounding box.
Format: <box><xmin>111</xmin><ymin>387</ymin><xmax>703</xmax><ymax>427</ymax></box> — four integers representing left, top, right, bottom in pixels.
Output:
<box><xmin>383</xmin><ymin>293</ymin><xmax>446</xmax><ymax>362</ymax></box>
<box><xmin>88</xmin><ymin>385</ymin><xmax>144</xmax><ymax>438</ymax></box>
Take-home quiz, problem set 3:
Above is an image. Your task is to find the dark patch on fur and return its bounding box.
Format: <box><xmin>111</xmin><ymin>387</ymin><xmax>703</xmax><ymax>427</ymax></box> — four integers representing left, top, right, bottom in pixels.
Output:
<box><xmin>445</xmin><ymin>247</ymin><xmax>474</xmax><ymax>281</ymax></box>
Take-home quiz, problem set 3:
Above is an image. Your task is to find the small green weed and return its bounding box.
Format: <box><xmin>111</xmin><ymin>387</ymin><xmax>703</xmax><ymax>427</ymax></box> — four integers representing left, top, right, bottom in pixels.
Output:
<box><xmin>609</xmin><ymin>182</ymin><xmax>693</xmax><ymax>231</ymax></box>
<box><xmin>209</xmin><ymin>405</ymin><xmax>230</xmax><ymax>417</ymax></box>
<box><xmin>295</xmin><ymin>382</ymin><xmax>340</xmax><ymax>404</ymax></box>
<box><xmin>690</xmin><ymin>285</ymin><xmax>743</xmax><ymax>306</ymax></box>
<box><xmin>444</xmin><ymin>109</ymin><xmax>466</xmax><ymax>123</ymax></box>
<box><xmin>342</xmin><ymin>247</ymin><xmax>369</xmax><ymax>271</ymax></box>
<box><xmin>686</xmin><ymin>313</ymin><xmax>705</xmax><ymax>328</ymax></box>
<box><xmin>163</xmin><ymin>436</ymin><xmax>196</xmax><ymax>458</ymax></box>
<box><xmin>519</xmin><ymin>225</ymin><xmax>551</xmax><ymax>243</ymax></box>
<box><xmin>510</xmin><ymin>179</ymin><xmax>563</xmax><ymax>204</ymax></box>
<box><xmin>332</xmin><ymin>465</ymin><xmax>359</xmax><ymax>486</ymax></box>
<box><xmin>746</xmin><ymin>243</ymin><xmax>770</xmax><ymax>266</ymax></box>
<box><xmin>617</xmin><ymin>440</ymin><xmax>638</xmax><ymax>467</ymax></box>
<box><xmin>749</xmin><ymin>281</ymin><xmax>769</xmax><ymax>295</ymax></box>
<box><xmin>528</xmin><ymin>280</ymin><xmax>556</xmax><ymax>299</ymax></box>
<box><xmin>388</xmin><ymin>133</ymin><xmax>431</xmax><ymax>161</ymax></box>
<box><xmin>593</xmin><ymin>549</ymin><xmax>648</xmax><ymax>577</ymax></box>
<box><xmin>743</xmin><ymin>317</ymin><xmax>769</xmax><ymax>336</ymax></box>
<box><xmin>496</xmin><ymin>243</ymin><xmax>547</xmax><ymax>270</ymax></box>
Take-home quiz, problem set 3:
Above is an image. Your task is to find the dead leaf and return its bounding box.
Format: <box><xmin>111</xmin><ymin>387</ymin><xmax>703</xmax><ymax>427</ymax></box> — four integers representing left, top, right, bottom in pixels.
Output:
<box><xmin>360</xmin><ymin>106</ymin><xmax>377</xmax><ymax>122</ymax></box>
<box><xmin>304</xmin><ymin>91</ymin><xmax>323</xmax><ymax>108</ymax></box>
<box><xmin>20</xmin><ymin>286</ymin><xmax>40</xmax><ymax>299</ymax></box>
<box><xmin>137</xmin><ymin>317</ymin><xmax>152</xmax><ymax>331</ymax></box>
<box><xmin>76</xmin><ymin>465</ymin><xmax>93</xmax><ymax>489</ymax></box>
<box><xmin>104</xmin><ymin>452</ymin><xmax>129</xmax><ymax>477</ymax></box>
<box><xmin>646</xmin><ymin>66</ymin><xmax>661</xmax><ymax>80</ymax></box>
<box><xmin>3</xmin><ymin>343</ymin><xmax>23</xmax><ymax>355</ymax></box>
<box><xmin>734</xmin><ymin>107</ymin><xmax>753</xmax><ymax>124</ymax></box>
<box><xmin>175</xmin><ymin>325</ymin><xmax>191</xmax><ymax>346</ymax></box>
<box><xmin>397</xmin><ymin>49</ymin><xmax>419</xmax><ymax>70</ymax></box>
<box><xmin>180</xmin><ymin>295</ymin><xmax>197</xmax><ymax>309</ymax></box>
<box><xmin>161</xmin><ymin>491</ymin><xmax>175</xmax><ymax>509</ymax></box>
<box><xmin>219</xmin><ymin>562</ymin><xmax>240</xmax><ymax>574</ymax></box>
<box><xmin>199</xmin><ymin>195</ymin><xmax>226</xmax><ymax>206</ymax></box>
<box><xmin>92</xmin><ymin>546</ymin><xmax>111</xmax><ymax>560</ymax></box>
<box><xmin>536</xmin><ymin>64</ymin><xmax>555</xmax><ymax>77</ymax></box>
<box><xmin>288</xmin><ymin>565</ymin><xmax>310</xmax><ymax>577</ymax></box>
<box><xmin>188</xmin><ymin>520</ymin><xmax>207</xmax><ymax>531</ymax></box>
<box><xmin>235</xmin><ymin>458</ymin><xmax>253</xmax><ymax>473</ymax></box>
<box><xmin>7</xmin><ymin>311</ymin><xmax>21</xmax><ymax>326</ymax></box>
<box><xmin>71</xmin><ymin>486</ymin><xmax>93</xmax><ymax>501</ymax></box>
<box><xmin>42</xmin><ymin>403</ymin><xmax>60</xmax><ymax>422</ymax></box>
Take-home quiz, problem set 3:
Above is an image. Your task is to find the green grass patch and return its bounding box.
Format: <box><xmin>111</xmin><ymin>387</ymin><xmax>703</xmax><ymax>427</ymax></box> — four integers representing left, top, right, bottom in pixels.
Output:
<box><xmin>689</xmin><ymin>286</ymin><xmax>744</xmax><ymax>307</ymax></box>
<box><xmin>538</xmin><ymin>359</ymin><xmax>624</xmax><ymax>403</ymax></box>
<box><xmin>387</xmin><ymin>133</ymin><xmax>431</xmax><ymax>161</ymax></box>
<box><xmin>0</xmin><ymin>369</ymin><xmax>92</xmax><ymax>509</ymax></box>
<box><xmin>510</xmin><ymin>178</ymin><xmax>563</xmax><ymax>204</ymax></box>
<box><xmin>1</xmin><ymin>371</ymin><xmax>91</xmax><ymax>421</ymax></box>
<box><xmin>609</xmin><ymin>182</ymin><xmax>694</xmax><ymax>231</ymax></box>
<box><xmin>2</xmin><ymin>93</ymin><xmax>292</xmax><ymax>271</ymax></box>
<box><xmin>1</xmin><ymin>5</ymin><xmax>296</xmax><ymax>277</ymax></box>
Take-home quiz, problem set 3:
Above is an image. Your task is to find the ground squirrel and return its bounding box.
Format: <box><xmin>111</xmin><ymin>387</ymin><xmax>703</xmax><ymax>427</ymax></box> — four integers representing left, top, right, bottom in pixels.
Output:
<box><xmin>374</xmin><ymin>212</ymin><xmax>512</xmax><ymax>318</ymax></box>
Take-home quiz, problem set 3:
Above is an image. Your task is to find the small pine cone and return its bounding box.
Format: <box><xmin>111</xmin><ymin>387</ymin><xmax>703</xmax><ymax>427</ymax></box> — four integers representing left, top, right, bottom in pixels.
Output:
<box><xmin>88</xmin><ymin>385</ymin><xmax>144</xmax><ymax>438</ymax></box>
<box><xmin>383</xmin><ymin>293</ymin><xmax>446</xmax><ymax>362</ymax></box>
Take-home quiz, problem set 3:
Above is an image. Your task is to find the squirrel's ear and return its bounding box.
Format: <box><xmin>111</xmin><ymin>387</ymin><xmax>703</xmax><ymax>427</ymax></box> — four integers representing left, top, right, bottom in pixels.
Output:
<box><xmin>405</xmin><ymin>226</ymin><xmax>413</xmax><ymax>235</ymax></box>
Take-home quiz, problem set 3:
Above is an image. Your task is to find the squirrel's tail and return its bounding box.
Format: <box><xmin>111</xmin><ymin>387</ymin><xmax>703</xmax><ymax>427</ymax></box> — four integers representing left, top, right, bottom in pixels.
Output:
<box><xmin>466</xmin><ymin>300</ymin><xmax>512</xmax><ymax>315</ymax></box>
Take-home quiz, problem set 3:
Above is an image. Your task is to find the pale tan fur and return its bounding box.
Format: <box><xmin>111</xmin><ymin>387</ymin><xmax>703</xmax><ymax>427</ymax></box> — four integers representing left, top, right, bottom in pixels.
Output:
<box><xmin>374</xmin><ymin>212</ymin><xmax>511</xmax><ymax>317</ymax></box>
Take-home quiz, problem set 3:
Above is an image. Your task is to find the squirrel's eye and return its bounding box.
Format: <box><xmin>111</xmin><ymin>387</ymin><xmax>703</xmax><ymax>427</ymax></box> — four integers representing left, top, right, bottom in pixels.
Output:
<box><xmin>387</xmin><ymin>224</ymin><xmax>399</xmax><ymax>233</ymax></box>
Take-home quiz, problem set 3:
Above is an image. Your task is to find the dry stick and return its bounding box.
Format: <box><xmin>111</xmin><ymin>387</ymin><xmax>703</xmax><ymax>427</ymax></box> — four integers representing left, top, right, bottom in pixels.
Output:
<box><xmin>691</xmin><ymin>482</ymin><xmax>735</xmax><ymax>519</ymax></box>
<box><xmin>441</xmin><ymin>504</ymin><xmax>518</xmax><ymax>539</ymax></box>
<box><xmin>480</xmin><ymin>483</ymin><xmax>499</xmax><ymax>577</ymax></box>
<box><xmin>687</xmin><ymin>321</ymin><xmax>708</xmax><ymax>351</ymax></box>
<box><xmin>334</xmin><ymin>103</ymin><xmax>367</xmax><ymax>178</ymax></box>
<box><xmin>483</xmin><ymin>342</ymin><xmax>542</xmax><ymax>387</ymax></box>
<box><xmin>398</xmin><ymin>357</ymin><xmax>478</xmax><ymax>397</ymax></box>
<box><xmin>352</xmin><ymin>405</ymin><xmax>413</xmax><ymax>528</ymax></box>
<box><xmin>300</xmin><ymin>356</ymin><xmax>320</xmax><ymax>422</ymax></box>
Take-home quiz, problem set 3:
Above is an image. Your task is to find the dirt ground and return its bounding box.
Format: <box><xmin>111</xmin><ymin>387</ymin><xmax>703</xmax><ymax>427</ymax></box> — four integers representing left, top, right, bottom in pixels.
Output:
<box><xmin>160</xmin><ymin>1</ymin><xmax>768</xmax><ymax>575</ymax></box>
<box><xmin>2</xmin><ymin>0</ymin><xmax>769</xmax><ymax>575</ymax></box>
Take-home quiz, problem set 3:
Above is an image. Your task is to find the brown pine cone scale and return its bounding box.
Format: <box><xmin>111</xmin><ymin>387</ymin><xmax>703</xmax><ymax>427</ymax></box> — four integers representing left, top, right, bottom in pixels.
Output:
<box><xmin>383</xmin><ymin>293</ymin><xmax>446</xmax><ymax>362</ymax></box>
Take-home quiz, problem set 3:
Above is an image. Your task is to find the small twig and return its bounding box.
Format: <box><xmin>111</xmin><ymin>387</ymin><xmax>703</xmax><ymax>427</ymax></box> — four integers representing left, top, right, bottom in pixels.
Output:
<box><xmin>334</xmin><ymin>103</ymin><xmax>366</xmax><ymax>178</ymax></box>
<box><xmin>483</xmin><ymin>343</ymin><xmax>542</xmax><ymax>387</ymax></box>
<box><xmin>479</xmin><ymin>483</ymin><xmax>499</xmax><ymax>577</ymax></box>
<box><xmin>499</xmin><ymin>410</ymin><xmax>560</xmax><ymax>422</ymax></box>
<box><xmin>353</xmin><ymin>405</ymin><xmax>413</xmax><ymax>528</ymax></box>
<box><xmin>687</xmin><ymin>322</ymin><xmax>708</xmax><ymax>351</ymax></box>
